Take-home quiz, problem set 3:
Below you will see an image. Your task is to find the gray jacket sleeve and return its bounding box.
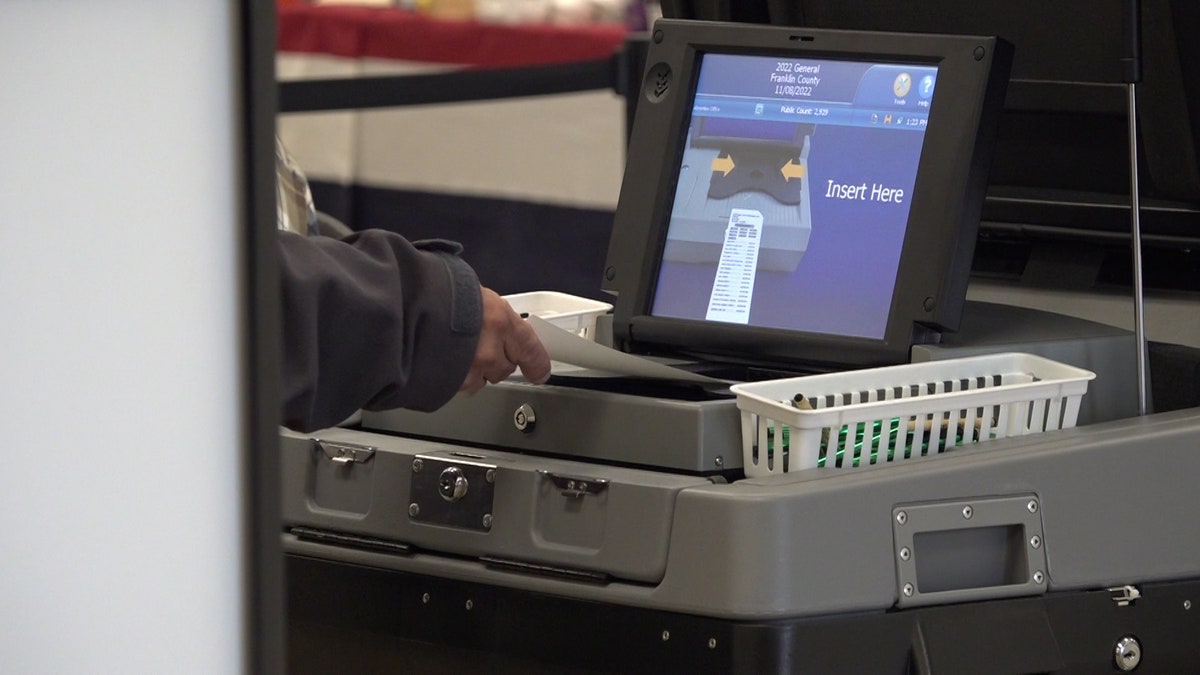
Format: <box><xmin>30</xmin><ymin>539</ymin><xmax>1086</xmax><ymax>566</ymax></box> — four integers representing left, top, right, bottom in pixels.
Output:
<box><xmin>278</xmin><ymin>228</ymin><xmax>482</xmax><ymax>432</ymax></box>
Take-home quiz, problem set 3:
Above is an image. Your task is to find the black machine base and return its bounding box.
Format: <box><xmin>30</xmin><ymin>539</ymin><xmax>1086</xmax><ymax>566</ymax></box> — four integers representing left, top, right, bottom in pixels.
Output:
<box><xmin>286</xmin><ymin>554</ymin><xmax>1200</xmax><ymax>674</ymax></box>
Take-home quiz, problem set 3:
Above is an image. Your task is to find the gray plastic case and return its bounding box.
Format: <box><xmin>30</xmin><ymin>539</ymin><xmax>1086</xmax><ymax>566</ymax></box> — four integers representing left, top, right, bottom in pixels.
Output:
<box><xmin>281</xmin><ymin>428</ymin><xmax>712</xmax><ymax>584</ymax></box>
<box><xmin>282</xmin><ymin>408</ymin><xmax>1200</xmax><ymax>620</ymax></box>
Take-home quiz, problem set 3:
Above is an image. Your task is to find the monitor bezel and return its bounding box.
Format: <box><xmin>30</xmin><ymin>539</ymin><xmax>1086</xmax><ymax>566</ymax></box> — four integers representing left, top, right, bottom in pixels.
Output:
<box><xmin>603</xmin><ymin>19</ymin><xmax>1012</xmax><ymax>370</ymax></box>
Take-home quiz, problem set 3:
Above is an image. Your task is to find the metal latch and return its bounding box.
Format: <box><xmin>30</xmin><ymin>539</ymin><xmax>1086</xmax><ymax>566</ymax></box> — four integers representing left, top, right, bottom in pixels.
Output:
<box><xmin>315</xmin><ymin>439</ymin><xmax>376</xmax><ymax>465</ymax></box>
<box><xmin>538</xmin><ymin>470</ymin><xmax>608</xmax><ymax>498</ymax></box>
<box><xmin>1109</xmin><ymin>585</ymin><xmax>1141</xmax><ymax>606</ymax></box>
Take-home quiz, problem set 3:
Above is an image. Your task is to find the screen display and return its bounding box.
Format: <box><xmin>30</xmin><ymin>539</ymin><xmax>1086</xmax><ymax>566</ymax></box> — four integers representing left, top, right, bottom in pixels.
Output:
<box><xmin>651</xmin><ymin>53</ymin><xmax>938</xmax><ymax>340</ymax></box>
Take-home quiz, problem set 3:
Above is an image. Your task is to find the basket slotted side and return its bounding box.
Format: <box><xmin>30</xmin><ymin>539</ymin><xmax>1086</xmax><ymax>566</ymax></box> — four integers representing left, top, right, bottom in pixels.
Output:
<box><xmin>730</xmin><ymin>353</ymin><xmax>1095</xmax><ymax>477</ymax></box>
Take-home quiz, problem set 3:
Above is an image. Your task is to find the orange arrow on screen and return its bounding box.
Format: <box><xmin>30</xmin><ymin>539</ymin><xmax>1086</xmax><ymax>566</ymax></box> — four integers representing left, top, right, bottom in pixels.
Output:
<box><xmin>781</xmin><ymin>159</ymin><xmax>806</xmax><ymax>182</ymax></box>
<box><xmin>712</xmin><ymin>155</ymin><xmax>735</xmax><ymax>176</ymax></box>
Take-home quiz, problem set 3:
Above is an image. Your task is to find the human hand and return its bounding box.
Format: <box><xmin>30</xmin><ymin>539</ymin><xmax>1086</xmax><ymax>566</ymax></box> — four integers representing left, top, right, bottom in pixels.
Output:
<box><xmin>460</xmin><ymin>287</ymin><xmax>552</xmax><ymax>394</ymax></box>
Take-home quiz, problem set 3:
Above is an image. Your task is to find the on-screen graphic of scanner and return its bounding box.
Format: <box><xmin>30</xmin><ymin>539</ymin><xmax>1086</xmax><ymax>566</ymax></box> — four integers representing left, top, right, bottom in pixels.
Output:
<box><xmin>664</xmin><ymin>118</ymin><xmax>814</xmax><ymax>272</ymax></box>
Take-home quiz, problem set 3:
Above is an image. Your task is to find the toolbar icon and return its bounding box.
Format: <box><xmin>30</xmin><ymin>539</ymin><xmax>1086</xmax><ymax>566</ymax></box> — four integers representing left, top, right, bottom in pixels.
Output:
<box><xmin>919</xmin><ymin>74</ymin><xmax>935</xmax><ymax>99</ymax></box>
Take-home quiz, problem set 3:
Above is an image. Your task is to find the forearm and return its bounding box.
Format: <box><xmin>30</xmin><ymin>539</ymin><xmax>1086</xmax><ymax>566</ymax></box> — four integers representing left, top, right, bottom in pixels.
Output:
<box><xmin>277</xmin><ymin>229</ymin><xmax>481</xmax><ymax>432</ymax></box>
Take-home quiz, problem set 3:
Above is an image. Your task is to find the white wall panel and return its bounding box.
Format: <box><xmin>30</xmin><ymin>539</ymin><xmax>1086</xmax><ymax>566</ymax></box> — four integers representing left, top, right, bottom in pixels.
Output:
<box><xmin>0</xmin><ymin>2</ymin><xmax>246</xmax><ymax>673</ymax></box>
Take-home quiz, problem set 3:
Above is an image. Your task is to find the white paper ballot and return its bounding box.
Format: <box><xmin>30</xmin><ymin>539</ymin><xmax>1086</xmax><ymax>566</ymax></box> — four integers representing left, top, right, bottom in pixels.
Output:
<box><xmin>527</xmin><ymin>315</ymin><xmax>723</xmax><ymax>384</ymax></box>
<box><xmin>706</xmin><ymin>208</ymin><xmax>763</xmax><ymax>324</ymax></box>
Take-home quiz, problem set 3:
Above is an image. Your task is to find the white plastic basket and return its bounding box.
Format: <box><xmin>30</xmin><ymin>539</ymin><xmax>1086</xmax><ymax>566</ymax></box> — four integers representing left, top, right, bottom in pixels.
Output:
<box><xmin>729</xmin><ymin>352</ymin><xmax>1095</xmax><ymax>477</ymax></box>
<box><xmin>503</xmin><ymin>291</ymin><xmax>612</xmax><ymax>341</ymax></box>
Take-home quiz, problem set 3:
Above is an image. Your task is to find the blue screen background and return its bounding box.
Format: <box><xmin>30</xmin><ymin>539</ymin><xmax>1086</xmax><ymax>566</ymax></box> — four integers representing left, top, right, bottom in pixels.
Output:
<box><xmin>651</xmin><ymin>52</ymin><xmax>936</xmax><ymax>339</ymax></box>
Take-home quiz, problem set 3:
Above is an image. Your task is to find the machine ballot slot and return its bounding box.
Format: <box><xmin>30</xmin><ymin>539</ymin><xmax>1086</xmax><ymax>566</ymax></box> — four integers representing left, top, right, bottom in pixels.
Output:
<box><xmin>408</xmin><ymin>455</ymin><xmax>497</xmax><ymax>532</ymax></box>
<box><xmin>310</xmin><ymin>439</ymin><xmax>376</xmax><ymax>514</ymax></box>
<box><xmin>893</xmin><ymin>495</ymin><xmax>1046</xmax><ymax>608</ymax></box>
<box><xmin>544</xmin><ymin>373</ymin><xmax>733</xmax><ymax>401</ymax></box>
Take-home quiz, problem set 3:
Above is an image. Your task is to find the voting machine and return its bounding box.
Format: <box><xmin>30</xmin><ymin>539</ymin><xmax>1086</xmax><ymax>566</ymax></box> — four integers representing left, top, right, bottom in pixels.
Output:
<box><xmin>280</xmin><ymin>20</ymin><xmax>1200</xmax><ymax>673</ymax></box>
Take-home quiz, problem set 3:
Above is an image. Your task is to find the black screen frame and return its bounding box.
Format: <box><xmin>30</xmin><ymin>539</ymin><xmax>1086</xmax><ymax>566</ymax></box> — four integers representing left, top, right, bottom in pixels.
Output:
<box><xmin>603</xmin><ymin>20</ymin><xmax>1012</xmax><ymax>370</ymax></box>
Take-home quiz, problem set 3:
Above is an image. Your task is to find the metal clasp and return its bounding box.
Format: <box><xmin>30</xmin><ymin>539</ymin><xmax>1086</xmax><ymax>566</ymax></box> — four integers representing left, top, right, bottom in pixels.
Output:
<box><xmin>1109</xmin><ymin>585</ymin><xmax>1141</xmax><ymax>607</ymax></box>
<box><xmin>538</xmin><ymin>470</ymin><xmax>608</xmax><ymax>498</ymax></box>
<box><xmin>315</xmin><ymin>439</ymin><xmax>376</xmax><ymax>465</ymax></box>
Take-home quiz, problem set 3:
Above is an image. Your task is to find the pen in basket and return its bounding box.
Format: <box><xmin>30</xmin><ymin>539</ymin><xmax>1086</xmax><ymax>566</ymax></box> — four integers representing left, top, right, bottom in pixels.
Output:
<box><xmin>783</xmin><ymin>392</ymin><xmax>996</xmax><ymax>467</ymax></box>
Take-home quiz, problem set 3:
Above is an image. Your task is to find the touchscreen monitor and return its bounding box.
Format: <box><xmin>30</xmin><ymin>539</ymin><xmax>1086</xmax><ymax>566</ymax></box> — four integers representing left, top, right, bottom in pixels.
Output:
<box><xmin>604</xmin><ymin>20</ymin><xmax>1011</xmax><ymax>370</ymax></box>
<box><xmin>653</xmin><ymin>53</ymin><xmax>938</xmax><ymax>340</ymax></box>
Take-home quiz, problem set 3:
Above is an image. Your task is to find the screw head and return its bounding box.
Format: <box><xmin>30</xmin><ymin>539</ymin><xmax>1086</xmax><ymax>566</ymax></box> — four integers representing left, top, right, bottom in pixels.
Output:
<box><xmin>896</xmin><ymin>511</ymin><xmax>908</xmax><ymax>525</ymax></box>
<box><xmin>661</xmin><ymin>630</ymin><xmax>670</xmax><ymax>641</ymax></box>
<box><xmin>962</xmin><ymin>505</ymin><xmax>974</xmax><ymax>519</ymax></box>
<box><xmin>1030</xmin><ymin>535</ymin><xmax>1042</xmax><ymax>549</ymax></box>
<box><xmin>1027</xmin><ymin>499</ymin><xmax>1039</xmax><ymax>513</ymax></box>
<box><xmin>903</xmin><ymin>583</ymin><xmax>914</xmax><ymax>597</ymax></box>
<box><xmin>714</xmin><ymin>455</ymin><xmax>724</xmax><ymax>467</ymax></box>
<box><xmin>482</xmin><ymin>513</ymin><xmax>493</xmax><ymax>529</ymax></box>
<box><xmin>465</xmin><ymin>599</ymin><xmax>474</xmax><ymax>611</ymax></box>
<box><xmin>412</xmin><ymin>458</ymin><xmax>423</xmax><ymax>472</ymax></box>
<box><xmin>900</xmin><ymin>547</ymin><xmax>911</xmax><ymax>561</ymax></box>
<box><xmin>1033</xmin><ymin>570</ymin><xmax>1045</xmax><ymax>584</ymax></box>
<box><xmin>421</xmin><ymin>592</ymin><xmax>430</xmax><ymax>604</ymax></box>
<box><xmin>486</xmin><ymin>468</ymin><xmax>496</xmax><ymax>483</ymax></box>
<box><xmin>408</xmin><ymin>503</ymin><xmax>420</xmax><ymax>517</ymax></box>
<box><xmin>708</xmin><ymin>638</ymin><xmax>717</xmax><ymax>649</ymax></box>
<box><xmin>1184</xmin><ymin>600</ymin><xmax>1192</xmax><ymax>610</ymax></box>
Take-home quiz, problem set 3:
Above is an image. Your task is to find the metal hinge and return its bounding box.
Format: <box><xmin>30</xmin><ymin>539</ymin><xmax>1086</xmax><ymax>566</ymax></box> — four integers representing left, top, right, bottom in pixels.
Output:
<box><xmin>480</xmin><ymin>555</ymin><xmax>610</xmax><ymax>584</ymax></box>
<box><xmin>289</xmin><ymin>526</ymin><xmax>410</xmax><ymax>555</ymax></box>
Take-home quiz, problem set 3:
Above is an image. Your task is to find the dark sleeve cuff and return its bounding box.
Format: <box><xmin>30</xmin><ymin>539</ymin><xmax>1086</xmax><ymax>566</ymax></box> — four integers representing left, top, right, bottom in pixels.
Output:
<box><xmin>413</xmin><ymin>238</ymin><xmax>481</xmax><ymax>335</ymax></box>
<box><xmin>371</xmin><ymin>237</ymin><xmax>482</xmax><ymax>413</ymax></box>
